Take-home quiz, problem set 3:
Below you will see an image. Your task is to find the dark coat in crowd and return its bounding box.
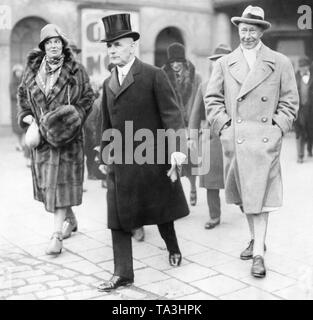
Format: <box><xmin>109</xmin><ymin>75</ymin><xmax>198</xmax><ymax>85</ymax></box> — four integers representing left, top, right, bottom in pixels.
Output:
<box><xmin>162</xmin><ymin>60</ymin><xmax>201</xmax><ymax>127</ymax></box>
<box><xmin>205</xmin><ymin>45</ymin><xmax>298</xmax><ymax>213</ymax></box>
<box><xmin>101</xmin><ymin>58</ymin><xmax>189</xmax><ymax>231</ymax></box>
<box><xmin>189</xmin><ymin>82</ymin><xmax>224</xmax><ymax>189</ymax></box>
<box><xmin>294</xmin><ymin>69</ymin><xmax>313</xmax><ymax>140</ymax></box>
<box><xmin>17</xmin><ymin>48</ymin><xmax>94</xmax><ymax>213</ymax></box>
<box><xmin>162</xmin><ymin>60</ymin><xmax>201</xmax><ymax>178</ymax></box>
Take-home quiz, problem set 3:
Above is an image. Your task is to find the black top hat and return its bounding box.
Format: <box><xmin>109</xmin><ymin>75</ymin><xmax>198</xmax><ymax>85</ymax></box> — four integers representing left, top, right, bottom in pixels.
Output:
<box><xmin>101</xmin><ymin>13</ymin><xmax>140</xmax><ymax>42</ymax></box>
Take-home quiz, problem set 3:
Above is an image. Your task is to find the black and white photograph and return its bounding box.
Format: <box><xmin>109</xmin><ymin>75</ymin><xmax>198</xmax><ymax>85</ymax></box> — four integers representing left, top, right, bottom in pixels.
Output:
<box><xmin>0</xmin><ymin>0</ymin><xmax>313</xmax><ymax>304</ymax></box>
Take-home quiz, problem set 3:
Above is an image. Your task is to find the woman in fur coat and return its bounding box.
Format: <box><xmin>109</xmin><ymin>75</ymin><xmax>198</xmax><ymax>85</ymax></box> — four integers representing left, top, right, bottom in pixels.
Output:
<box><xmin>17</xmin><ymin>24</ymin><xmax>94</xmax><ymax>255</ymax></box>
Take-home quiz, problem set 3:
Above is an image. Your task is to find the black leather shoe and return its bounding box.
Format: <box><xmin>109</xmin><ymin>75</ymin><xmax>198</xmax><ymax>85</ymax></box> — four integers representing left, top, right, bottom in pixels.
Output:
<box><xmin>240</xmin><ymin>240</ymin><xmax>267</xmax><ymax>260</ymax></box>
<box><xmin>169</xmin><ymin>252</ymin><xmax>182</xmax><ymax>267</ymax></box>
<box><xmin>97</xmin><ymin>275</ymin><xmax>133</xmax><ymax>292</ymax></box>
<box><xmin>251</xmin><ymin>255</ymin><xmax>266</xmax><ymax>278</ymax></box>
<box><xmin>204</xmin><ymin>219</ymin><xmax>220</xmax><ymax>230</ymax></box>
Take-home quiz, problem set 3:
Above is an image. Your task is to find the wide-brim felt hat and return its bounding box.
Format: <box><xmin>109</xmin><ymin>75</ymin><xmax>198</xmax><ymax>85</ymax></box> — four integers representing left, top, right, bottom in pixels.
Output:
<box><xmin>231</xmin><ymin>5</ymin><xmax>271</xmax><ymax>30</ymax></box>
<box><xmin>100</xmin><ymin>13</ymin><xmax>140</xmax><ymax>42</ymax></box>
<box><xmin>208</xmin><ymin>44</ymin><xmax>232</xmax><ymax>60</ymax></box>
<box><xmin>38</xmin><ymin>24</ymin><xmax>69</xmax><ymax>51</ymax></box>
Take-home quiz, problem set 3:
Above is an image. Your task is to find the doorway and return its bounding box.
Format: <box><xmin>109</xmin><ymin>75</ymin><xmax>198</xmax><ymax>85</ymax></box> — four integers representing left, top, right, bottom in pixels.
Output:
<box><xmin>154</xmin><ymin>27</ymin><xmax>184</xmax><ymax>67</ymax></box>
<box><xmin>10</xmin><ymin>16</ymin><xmax>48</xmax><ymax>69</ymax></box>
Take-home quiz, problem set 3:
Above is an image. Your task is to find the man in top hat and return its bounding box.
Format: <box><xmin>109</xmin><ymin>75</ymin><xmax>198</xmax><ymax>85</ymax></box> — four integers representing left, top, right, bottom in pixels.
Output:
<box><xmin>189</xmin><ymin>44</ymin><xmax>231</xmax><ymax>230</ymax></box>
<box><xmin>97</xmin><ymin>13</ymin><xmax>189</xmax><ymax>291</ymax></box>
<box><xmin>69</xmin><ymin>41</ymin><xmax>81</xmax><ymax>58</ymax></box>
<box><xmin>205</xmin><ymin>5</ymin><xmax>298</xmax><ymax>278</ymax></box>
<box><xmin>294</xmin><ymin>56</ymin><xmax>313</xmax><ymax>163</ymax></box>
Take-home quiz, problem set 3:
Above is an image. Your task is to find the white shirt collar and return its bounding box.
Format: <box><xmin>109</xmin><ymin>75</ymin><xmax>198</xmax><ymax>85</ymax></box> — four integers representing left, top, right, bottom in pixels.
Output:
<box><xmin>117</xmin><ymin>57</ymin><xmax>136</xmax><ymax>78</ymax></box>
<box><xmin>240</xmin><ymin>40</ymin><xmax>262</xmax><ymax>53</ymax></box>
<box><xmin>241</xmin><ymin>41</ymin><xmax>263</xmax><ymax>69</ymax></box>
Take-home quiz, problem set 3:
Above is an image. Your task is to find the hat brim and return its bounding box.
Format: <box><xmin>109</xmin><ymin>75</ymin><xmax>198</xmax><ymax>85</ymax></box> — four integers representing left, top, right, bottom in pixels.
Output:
<box><xmin>38</xmin><ymin>35</ymin><xmax>69</xmax><ymax>51</ymax></box>
<box><xmin>101</xmin><ymin>31</ymin><xmax>140</xmax><ymax>43</ymax></box>
<box><xmin>231</xmin><ymin>17</ymin><xmax>271</xmax><ymax>30</ymax></box>
<box><xmin>208</xmin><ymin>53</ymin><xmax>228</xmax><ymax>61</ymax></box>
<box><xmin>72</xmin><ymin>48</ymin><xmax>82</xmax><ymax>54</ymax></box>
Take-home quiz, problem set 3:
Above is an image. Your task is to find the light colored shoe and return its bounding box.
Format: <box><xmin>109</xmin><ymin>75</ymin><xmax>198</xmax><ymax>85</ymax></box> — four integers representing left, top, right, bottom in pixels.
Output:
<box><xmin>45</xmin><ymin>232</ymin><xmax>63</xmax><ymax>255</ymax></box>
<box><xmin>132</xmin><ymin>227</ymin><xmax>145</xmax><ymax>242</ymax></box>
<box><xmin>62</xmin><ymin>214</ymin><xmax>78</xmax><ymax>240</ymax></box>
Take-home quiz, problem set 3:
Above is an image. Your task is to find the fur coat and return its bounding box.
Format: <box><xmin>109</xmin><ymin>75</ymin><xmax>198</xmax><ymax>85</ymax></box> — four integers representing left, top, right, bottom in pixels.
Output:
<box><xmin>162</xmin><ymin>60</ymin><xmax>201</xmax><ymax>126</ymax></box>
<box><xmin>17</xmin><ymin>48</ymin><xmax>94</xmax><ymax>213</ymax></box>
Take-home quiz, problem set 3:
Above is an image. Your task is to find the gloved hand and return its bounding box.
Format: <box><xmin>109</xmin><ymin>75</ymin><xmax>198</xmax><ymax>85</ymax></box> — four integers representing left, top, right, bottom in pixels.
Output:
<box><xmin>167</xmin><ymin>152</ymin><xmax>187</xmax><ymax>182</ymax></box>
<box><xmin>98</xmin><ymin>164</ymin><xmax>107</xmax><ymax>175</ymax></box>
<box><xmin>23</xmin><ymin>115</ymin><xmax>34</xmax><ymax>125</ymax></box>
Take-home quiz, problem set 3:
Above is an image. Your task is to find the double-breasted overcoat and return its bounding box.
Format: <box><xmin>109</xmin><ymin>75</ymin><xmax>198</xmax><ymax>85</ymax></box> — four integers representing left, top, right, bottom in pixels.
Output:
<box><xmin>100</xmin><ymin>58</ymin><xmax>189</xmax><ymax>231</ymax></box>
<box><xmin>205</xmin><ymin>44</ymin><xmax>299</xmax><ymax>213</ymax></box>
<box><xmin>17</xmin><ymin>49</ymin><xmax>94</xmax><ymax>213</ymax></box>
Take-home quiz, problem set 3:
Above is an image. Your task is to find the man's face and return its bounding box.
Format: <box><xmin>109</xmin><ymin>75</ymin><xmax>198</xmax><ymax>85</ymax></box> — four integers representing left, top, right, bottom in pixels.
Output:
<box><xmin>238</xmin><ymin>23</ymin><xmax>264</xmax><ymax>49</ymax></box>
<box><xmin>170</xmin><ymin>61</ymin><xmax>184</xmax><ymax>73</ymax></box>
<box><xmin>106</xmin><ymin>37</ymin><xmax>136</xmax><ymax>67</ymax></box>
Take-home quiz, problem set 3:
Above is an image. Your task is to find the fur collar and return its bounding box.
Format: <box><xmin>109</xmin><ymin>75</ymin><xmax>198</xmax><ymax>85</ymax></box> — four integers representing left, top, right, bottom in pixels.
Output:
<box><xmin>25</xmin><ymin>47</ymin><xmax>78</xmax><ymax>75</ymax></box>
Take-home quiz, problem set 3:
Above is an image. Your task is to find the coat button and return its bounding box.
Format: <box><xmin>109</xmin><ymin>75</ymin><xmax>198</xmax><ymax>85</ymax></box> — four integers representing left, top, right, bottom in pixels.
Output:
<box><xmin>261</xmin><ymin>117</ymin><xmax>268</xmax><ymax>123</ymax></box>
<box><xmin>237</xmin><ymin>97</ymin><xmax>243</xmax><ymax>102</ymax></box>
<box><xmin>237</xmin><ymin>118</ymin><xmax>243</xmax><ymax>123</ymax></box>
<box><xmin>261</xmin><ymin>96</ymin><xmax>268</xmax><ymax>102</ymax></box>
<box><xmin>263</xmin><ymin>137</ymin><xmax>269</xmax><ymax>143</ymax></box>
<box><xmin>237</xmin><ymin>138</ymin><xmax>244</xmax><ymax>144</ymax></box>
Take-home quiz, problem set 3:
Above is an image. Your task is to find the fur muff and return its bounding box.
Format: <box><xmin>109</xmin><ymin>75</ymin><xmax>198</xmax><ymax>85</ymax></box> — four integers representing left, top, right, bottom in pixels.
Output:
<box><xmin>40</xmin><ymin>104</ymin><xmax>82</xmax><ymax>148</ymax></box>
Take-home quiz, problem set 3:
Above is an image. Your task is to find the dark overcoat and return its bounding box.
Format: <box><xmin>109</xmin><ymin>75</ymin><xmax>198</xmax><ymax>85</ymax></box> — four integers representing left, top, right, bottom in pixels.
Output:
<box><xmin>294</xmin><ymin>70</ymin><xmax>313</xmax><ymax>141</ymax></box>
<box><xmin>189</xmin><ymin>82</ymin><xmax>224</xmax><ymax>189</ymax></box>
<box><xmin>17</xmin><ymin>49</ymin><xmax>94</xmax><ymax>213</ymax></box>
<box><xmin>205</xmin><ymin>44</ymin><xmax>299</xmax><ymax>214</ymax></box>
<box><xmin>100</xmin><ymin>58</ymin><xmax>189</xmax><ymax>231</ymax></box>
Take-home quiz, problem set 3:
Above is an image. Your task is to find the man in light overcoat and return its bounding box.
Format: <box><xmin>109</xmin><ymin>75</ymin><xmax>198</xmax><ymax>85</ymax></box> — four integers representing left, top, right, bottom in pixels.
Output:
<box><xmin>205</xmin><ymin>6</ymin><xmax>299</xmax><ymax>278</ymax></box>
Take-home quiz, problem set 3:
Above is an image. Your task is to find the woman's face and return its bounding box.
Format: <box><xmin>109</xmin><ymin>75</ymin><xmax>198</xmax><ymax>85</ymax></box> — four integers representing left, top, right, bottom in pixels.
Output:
<box><xmin>170</xmin><ymin>61</ymin><xmax>183</xmax><ymax>73</ymax></box>
<box><xmin>44</xmin><ymin>37</ymin><xmax>63</xmax><ymax>59</ymax></box>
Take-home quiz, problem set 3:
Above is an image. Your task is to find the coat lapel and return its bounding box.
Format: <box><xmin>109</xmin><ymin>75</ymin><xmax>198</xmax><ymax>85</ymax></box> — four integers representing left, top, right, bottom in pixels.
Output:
<box><xmin>108</xmin><ymin>68</ymin><xmax>120</xmax><ymax>96</ymax></box>
<box><xmin>228</xmin><ymin>47</ymin><xmax>250</xmax><ymax>84</ymax></box>
<box><xmin>108</xmin><ymin>58</ymin><xmax>141</xmax><ymax>99</ymax></box>
<box><xmin>237</xmin><ymin>45</ymin><xmax>276</xmax><ymax>99</ymax></box>
<box><xmin>46</xmin><ymin>63</ymin><xmax>69</xmax><ymax>105</ymax></box>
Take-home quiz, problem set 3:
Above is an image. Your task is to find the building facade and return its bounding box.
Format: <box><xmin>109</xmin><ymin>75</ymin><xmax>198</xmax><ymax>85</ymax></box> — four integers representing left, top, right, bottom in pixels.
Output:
<box><xmin>0</xmin><ymin>0</ymin><xmax>219</xmax><ymax>128</ymax></box>
<box><xmin>1</xmin><ymin>0</ymin><xmax>311</xmax><ymax>131</ymax></box>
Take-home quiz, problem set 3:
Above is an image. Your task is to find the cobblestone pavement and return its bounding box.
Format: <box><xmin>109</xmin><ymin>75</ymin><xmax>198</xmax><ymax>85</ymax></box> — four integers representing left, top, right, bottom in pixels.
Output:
<box><xmin>1</xmin><ymin>132</ymin><xmax>313</xmax><ymax>300</ymax></box>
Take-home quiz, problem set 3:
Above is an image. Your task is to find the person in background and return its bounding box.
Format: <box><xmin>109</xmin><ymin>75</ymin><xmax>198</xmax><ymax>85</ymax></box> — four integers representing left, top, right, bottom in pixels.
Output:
<box><xmin>10</xmin><ymin>64</ymin><xmax>32</xmax><ymax>166</ymax></box>
<box><xmin>69</xmin><ymin>41</ymin><xmax>82</xmax><ymax>59</ymax></box>
<box><xmin>162</xmin><ymin>43</ymin><xmax>202</xmax><ymax>206</ymax></box>
<box><xmin>294</xmin><ymin>57</ymin><xmax>313</xmax><ymax>163</ymax></box>
<box><xmin>17</xmin><ymin>24</ymin><xmax>94</xmax><ymax>255</ymax></box>
<box><xmin>188</xmin><ymin>44</ymin><xmax>231</xmax><ymax>229</ymax></box>
<box><xmin>205</xmin><ymin>6</ymin><xmax>298</xmax><ymax>278</ymax></box>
